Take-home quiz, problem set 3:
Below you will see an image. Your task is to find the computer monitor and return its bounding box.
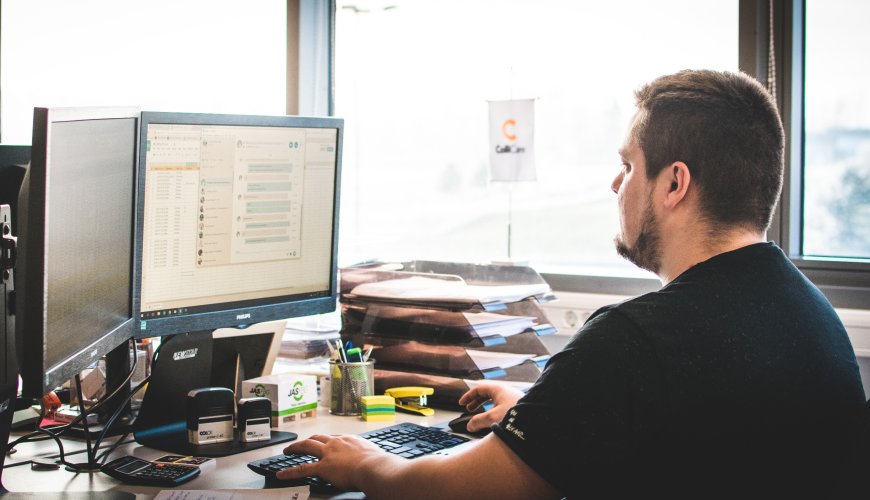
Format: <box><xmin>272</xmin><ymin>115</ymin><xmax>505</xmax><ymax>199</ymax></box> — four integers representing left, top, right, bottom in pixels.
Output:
<box><xmin>131</xmin><ymin>112</ymin><xmax>342</xmax><ymax>456</ymax></box>
<box><xmin>15</xmin><ymin>107</ymin><xmax>140</xmax><ymax>399</ymax></box>
<box><xmin>1</xmin><ymin>145</ymin><xmax>30</xmax><ymax>389</ymax></box>
<box><xmin>134</xmin><ymin>112</ymin><xmax>343</xmax><ymax>338</ymax></box>
<box><xmin>0</xmin><ymin>145</ymin><xmax>30</xmax><ymax>236</ymax></box>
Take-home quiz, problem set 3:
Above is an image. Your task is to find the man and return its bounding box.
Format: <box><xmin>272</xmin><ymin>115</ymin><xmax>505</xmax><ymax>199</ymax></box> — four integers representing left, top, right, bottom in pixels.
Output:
<box><xmin>278</xmin><ymin>70</ymin><xmax>868</xmax><ymax>498</ymax></box>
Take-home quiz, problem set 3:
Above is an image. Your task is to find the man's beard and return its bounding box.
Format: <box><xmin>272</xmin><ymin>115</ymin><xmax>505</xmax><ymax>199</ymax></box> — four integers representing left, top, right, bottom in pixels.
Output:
<box><xmin>614</xmin><ymin>200</ymin><xmax>662</xmax><ymax>274</ymax></box>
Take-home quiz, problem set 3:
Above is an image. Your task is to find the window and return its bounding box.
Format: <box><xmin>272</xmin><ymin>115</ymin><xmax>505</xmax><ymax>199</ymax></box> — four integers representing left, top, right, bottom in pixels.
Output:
<box><xmin>803</xmin><ymin>0</ymin><xmax>870</xmax><ymax>260</ymax></box>
<box><xmin>334</xmin><ymin>0</ymin><xmax>738</xmax><ymax>278</ymax></box>
<box><xmin>3</xmin><ymin>1</ymin><xmax>866</xmax><ymax>308</ymax></box>
<box><xmin>334</xmin><ymin>0</ymin><xmax>870</xmax><ymax>308</ymax></box>
<box><xmin>765</xmin><ymin>0</ymin><xmax>870</xmax><ymax>309</ymax></box>
<box><xmin>0</xmin><ymin>0</ymin><xmax>287</xmax><ymax>144</ymax></box>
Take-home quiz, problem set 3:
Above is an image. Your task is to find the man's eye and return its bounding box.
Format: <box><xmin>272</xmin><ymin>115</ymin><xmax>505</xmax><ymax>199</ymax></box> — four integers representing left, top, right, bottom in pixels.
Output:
<box><xmin>621</xmin><ymin>162</ymin><xmax>631</xmax><ymax>173</ymax></box>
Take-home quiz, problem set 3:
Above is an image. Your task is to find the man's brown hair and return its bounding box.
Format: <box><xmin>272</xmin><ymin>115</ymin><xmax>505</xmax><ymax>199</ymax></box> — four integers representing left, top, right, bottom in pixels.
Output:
<box><xmin>633</xmin><ymin>69</ymin><xmax>784</xmax><ymax>233</ymax></box>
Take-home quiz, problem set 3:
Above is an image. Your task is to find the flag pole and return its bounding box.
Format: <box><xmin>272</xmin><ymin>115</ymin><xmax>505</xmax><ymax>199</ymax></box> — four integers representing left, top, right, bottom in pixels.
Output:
<box><xmin>507</xmin><ymin>67</ymin><xmax>514</xmax><ymax>259</ymax></box>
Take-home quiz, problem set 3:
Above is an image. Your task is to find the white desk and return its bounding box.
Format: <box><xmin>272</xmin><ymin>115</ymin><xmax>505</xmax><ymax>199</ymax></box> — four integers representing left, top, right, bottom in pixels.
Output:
<box><xmin>3</xmin><ymin>405</ymin><xmax>465</xmax><ymax>498</ymax></box>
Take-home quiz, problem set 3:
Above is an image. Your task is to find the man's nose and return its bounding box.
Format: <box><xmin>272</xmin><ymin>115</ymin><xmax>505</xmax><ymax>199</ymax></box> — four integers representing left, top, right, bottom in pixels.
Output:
<box><xmin>611</xmin><ymin>172</ymin><xmax>623</xmax><ymax>194</ymax></box>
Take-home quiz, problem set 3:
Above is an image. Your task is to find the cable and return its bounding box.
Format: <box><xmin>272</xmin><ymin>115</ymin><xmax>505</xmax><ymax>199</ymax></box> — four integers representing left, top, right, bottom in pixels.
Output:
<box><xmin>767</xmin><ymin>0</ymin><xmax>777</xmax><ymax>103</ymax></box>
<box><xmin>2</xmin><ymin>423</ymin><xmax>75</xmax><ymax>471</ymax></box>
<box><xmin>7</xmin><ymin>342</ymin><xmax>136</xmax><ymax>450</ymax></box>
<box><xmin>5</xmin><ymin>337</ymin><xmax>142</xmax><ymax>465</ymax></box>
<box><xmin>5</xmin><ymin>337</ymin><xmax>167</xmax><ymax>471</ymax></box>
<box><xmin>92</xmin><ymin>338</ymin><xmax>166</xmax><ymax>464</ymax></box>
<box><xmin>61</xmin><ymin>338</ymin><xmax>140</xmax><ymax>435</ymax></box>
<box><xmin>91</xmin><ymin>373</ymin><xmax>151</xmax><ymax>464</ymax></box>
<box><xmin>88</xmin><ymin>340</ymin><xmax>140</xmax><ymax>459</ymax></box>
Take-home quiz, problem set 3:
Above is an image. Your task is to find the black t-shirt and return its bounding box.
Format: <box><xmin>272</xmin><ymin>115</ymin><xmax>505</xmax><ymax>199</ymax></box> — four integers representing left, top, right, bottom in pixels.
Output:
<box><xmin>493</xmin><ymin>243</ymin><xmax>868</xmax><ymax>497</ymax></box>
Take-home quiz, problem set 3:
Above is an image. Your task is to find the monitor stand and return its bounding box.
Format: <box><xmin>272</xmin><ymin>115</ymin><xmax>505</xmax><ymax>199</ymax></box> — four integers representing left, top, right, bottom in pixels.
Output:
<box><xmin>132</xmin><ymin>329</ymin><xmax>296</xmax><ymax>457</ymax></box>
<box><xmin>133</xmin><ymin>427</ymin><xmax>297</xmax><ymax>458</ymax></box>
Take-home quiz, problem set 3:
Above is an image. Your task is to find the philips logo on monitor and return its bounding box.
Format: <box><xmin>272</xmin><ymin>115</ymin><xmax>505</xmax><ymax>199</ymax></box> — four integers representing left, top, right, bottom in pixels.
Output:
<box><xmin>236</xmin><ymin>313</ymin><xmax>252</xmax><ymax>321</ymax></box>
<box><xmin>173</xmin><ymin>348</ymin><xmax>199</xmax><ymax>361</ymax></box>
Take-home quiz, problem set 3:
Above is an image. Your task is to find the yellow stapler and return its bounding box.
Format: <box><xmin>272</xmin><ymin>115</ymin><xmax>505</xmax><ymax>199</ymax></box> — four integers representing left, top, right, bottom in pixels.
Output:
<box><xmin>384</xmin><ymin>386</ymin><xmax>435</xmax><ymax>416</ymax></box>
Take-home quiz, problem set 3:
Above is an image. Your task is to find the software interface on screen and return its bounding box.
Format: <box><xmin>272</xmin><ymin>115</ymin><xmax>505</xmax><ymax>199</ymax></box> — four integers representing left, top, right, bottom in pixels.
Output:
<box><xmin>139</xmin><ymin>123</ymin><xmax>338</xmax><ymax>319</ymax></box>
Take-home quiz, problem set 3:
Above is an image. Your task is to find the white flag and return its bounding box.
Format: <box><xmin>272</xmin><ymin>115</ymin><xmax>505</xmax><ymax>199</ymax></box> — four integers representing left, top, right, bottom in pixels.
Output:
<box><xmin>488</xmin><ymin>99</ymin><xmax>536</xmax><ymax>182</ymax></box>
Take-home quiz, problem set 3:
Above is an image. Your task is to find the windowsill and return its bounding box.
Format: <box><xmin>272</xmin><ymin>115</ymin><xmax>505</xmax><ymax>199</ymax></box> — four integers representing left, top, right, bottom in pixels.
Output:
<box><xmin>540</xmin><ymin>291</ymin><xmax>870</xmax><ymax>360</ymax></box>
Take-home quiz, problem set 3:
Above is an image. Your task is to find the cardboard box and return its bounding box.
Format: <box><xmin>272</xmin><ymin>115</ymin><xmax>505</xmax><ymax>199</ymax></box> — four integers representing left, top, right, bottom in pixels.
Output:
<box><xmin>242</xmin><ymin>373</ymin><xmax>317</xmax><ymax>427</ymax></box>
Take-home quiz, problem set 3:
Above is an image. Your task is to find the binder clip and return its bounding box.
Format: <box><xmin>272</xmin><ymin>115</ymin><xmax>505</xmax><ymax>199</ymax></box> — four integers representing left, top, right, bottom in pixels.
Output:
<box><xmin>384</xmin><ymin>386</ymin><xmax>434</xmax><ymax>416</ymax></box>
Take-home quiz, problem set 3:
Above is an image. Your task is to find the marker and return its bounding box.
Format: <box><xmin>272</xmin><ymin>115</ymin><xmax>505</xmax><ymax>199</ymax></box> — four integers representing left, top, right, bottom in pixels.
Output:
<box><xmin>346</xmin><ymin>347</ymin><xmax>363</xmax><ymax>362</ymax></box>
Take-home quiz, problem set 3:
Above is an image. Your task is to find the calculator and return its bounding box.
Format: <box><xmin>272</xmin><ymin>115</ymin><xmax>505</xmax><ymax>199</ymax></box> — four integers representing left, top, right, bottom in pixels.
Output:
<box><xmin>101</xmin><ymin>455</ymin><xmax>200</xmax><ymax>487</ymax></box>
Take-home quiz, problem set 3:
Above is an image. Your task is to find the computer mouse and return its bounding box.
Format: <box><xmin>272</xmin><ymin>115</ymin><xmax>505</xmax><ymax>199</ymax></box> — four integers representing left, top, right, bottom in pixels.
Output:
<box><xmin>448</xmin><ymin>412</ymin><xmax>491</xmax><ymax>436</ymax></box>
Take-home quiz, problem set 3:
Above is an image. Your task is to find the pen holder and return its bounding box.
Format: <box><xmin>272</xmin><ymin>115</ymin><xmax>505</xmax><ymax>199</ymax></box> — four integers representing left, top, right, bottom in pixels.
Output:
<box><xmin>329</xmin><ymin>359</ymin><xmax>375</xmax><ymax>416</ymax></box>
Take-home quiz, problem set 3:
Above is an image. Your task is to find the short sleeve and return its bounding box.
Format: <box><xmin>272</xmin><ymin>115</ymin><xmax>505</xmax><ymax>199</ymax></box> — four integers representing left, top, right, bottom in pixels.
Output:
<box><xmin>491</xmin><ymin>308</ymin><xmax>665</xmax><ymax>497</ymax></box>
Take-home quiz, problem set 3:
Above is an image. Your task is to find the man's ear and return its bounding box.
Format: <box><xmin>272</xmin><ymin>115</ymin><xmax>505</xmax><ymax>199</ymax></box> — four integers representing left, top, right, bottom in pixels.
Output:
<box><xmin>662</xmin><ymin>162</ymin><xmax>690</xmax><ymax>208</ymax></box>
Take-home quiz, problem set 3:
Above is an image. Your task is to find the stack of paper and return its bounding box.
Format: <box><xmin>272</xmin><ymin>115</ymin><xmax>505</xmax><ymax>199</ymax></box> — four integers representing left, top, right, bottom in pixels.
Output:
<box><xmin>280</xmin><ymin>314</ymin><xmax>341</xmax><ymax>360</ymax></box>
<box><xmin>341</xmin><ymin>302</ymin><xmax>548</xmax><ymax>346</ymax></box>
<box><xmin>339</xmin><ymin>261</ymin><xmax>557</xmax><ymax>408</ymax></box>
<box><xmin>347</xmin><ymin>276</ymin><xmax>551</xmax><ymax>309</ymax></box>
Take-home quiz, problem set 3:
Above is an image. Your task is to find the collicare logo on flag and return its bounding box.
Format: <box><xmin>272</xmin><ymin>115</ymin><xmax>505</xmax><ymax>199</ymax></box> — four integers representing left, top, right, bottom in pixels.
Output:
<box><xmin>488</xmin><ymin>98</ymin><xmax>536</xmax><ymax>182</ymax></box>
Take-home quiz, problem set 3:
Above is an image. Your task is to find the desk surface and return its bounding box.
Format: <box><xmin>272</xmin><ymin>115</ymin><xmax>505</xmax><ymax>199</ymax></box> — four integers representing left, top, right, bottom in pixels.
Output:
<box><xmin>4</xmin><ymin>405</ymin><xmax>465</xmax><ymax>498</ymax></box>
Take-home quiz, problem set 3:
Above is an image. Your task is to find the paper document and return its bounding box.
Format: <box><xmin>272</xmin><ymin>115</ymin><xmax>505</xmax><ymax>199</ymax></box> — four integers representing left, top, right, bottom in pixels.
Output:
<box><xmin>154</xmin><ymin>488</ymin><xmax>309</xmax><ymax>500</ymax></box>
<box><xmin>464</xmin><ymin>350</ymin><xmax>536</xmax><ymax>371</ymax></box>
<box><xmin>465</xmin><ymin>379</ymin><xmax>533</xmax><ymax>392</ymax></box>
<box><xmin>464</xmin><ymin>311</ymin><xmax>536</xmax><ymax>338</ymax></box>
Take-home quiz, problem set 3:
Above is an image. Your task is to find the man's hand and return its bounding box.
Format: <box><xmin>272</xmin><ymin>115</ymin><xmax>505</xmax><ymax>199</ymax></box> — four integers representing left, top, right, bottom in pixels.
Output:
<box><xmin>275</xmin><ymin>427</ymin><xmax>560</xmax><ymax>499</ymax></box>
<box><xmin>457</xmin><ymin>383</ymin><xmax>525</xmax><ymax>433</ymax></box>
<box><xmin>276</xmin><ymin>434</ymin><xmax>397</xmax><ymax>491</ymax></box>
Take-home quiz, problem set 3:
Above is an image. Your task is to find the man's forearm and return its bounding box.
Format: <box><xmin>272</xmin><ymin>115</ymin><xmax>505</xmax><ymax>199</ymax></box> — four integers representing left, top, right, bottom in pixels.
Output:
<box><xmin>354</xmin><ymin>453</ymin><xmax>454</xmax><ymax>499</ymax></box>
<box><xmin>352</xmin><ymin>434</ymin><xmax>560</xmax><ymax>500</ymax></box>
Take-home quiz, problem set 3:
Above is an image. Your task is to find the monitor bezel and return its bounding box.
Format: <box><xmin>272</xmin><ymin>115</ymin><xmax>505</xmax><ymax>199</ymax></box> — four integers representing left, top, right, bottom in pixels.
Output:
<box><xmin>16</xmin><ymin>106</ymin><xmax>140</xmax><ymax>397</ymax></box>
<box><xmin>132</xmin><ymin>112</ymin><xmax>343</xmax><ymax>339</ymax></box>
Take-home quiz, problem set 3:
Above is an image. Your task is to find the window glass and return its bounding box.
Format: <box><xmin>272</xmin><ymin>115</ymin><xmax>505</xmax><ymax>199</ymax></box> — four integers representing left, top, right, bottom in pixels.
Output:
<box><xmin>335</xmin><ymin>0</ymin><xmax>737</xmax><ymax>275</ymax></box>
<box><xmin>804</xmin><ymin>0</ymin><xmax>870</xmax><ymax>260</ymax></box>
<box><xmin>1</xmin><ymin>0</ymin><xmax>286</xmax><ymax>144</ymax></box>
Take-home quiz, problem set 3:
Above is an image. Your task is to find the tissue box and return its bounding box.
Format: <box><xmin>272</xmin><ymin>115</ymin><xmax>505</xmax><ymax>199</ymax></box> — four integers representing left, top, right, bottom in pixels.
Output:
<box><xmin>242</xmin><ymin>373</ymin><xmax>318</xmax><ymax>427</ymax></box>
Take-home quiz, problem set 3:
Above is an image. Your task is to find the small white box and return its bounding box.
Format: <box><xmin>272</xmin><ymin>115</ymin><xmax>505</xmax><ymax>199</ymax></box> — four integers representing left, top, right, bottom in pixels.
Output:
<box><xmin>242</xmin><ymin>373</ymin><xmax>318</xmax><ymax>427</ymax></box>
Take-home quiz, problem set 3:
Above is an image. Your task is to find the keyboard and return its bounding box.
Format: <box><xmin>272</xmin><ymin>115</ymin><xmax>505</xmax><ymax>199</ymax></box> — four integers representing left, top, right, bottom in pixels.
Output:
<box><xmin>247</xmin><ymin>422</ymin><xmax>469</xmax><ymax>489</ymax></box>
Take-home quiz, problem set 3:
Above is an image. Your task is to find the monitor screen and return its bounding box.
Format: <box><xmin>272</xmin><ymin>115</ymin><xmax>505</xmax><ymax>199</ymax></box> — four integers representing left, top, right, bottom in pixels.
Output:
<box><xmin>15</xmin><ymin>107</ymin><xmax>139</xmax><ymax>397</ymax></box>
<box><xmin>134</xmin><ymin>112</ymin><xmax>342</xmax><ymax>337</ymax></box>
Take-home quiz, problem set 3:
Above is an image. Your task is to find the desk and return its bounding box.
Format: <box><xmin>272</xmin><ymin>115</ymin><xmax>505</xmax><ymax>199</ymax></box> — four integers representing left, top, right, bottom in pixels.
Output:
<box><xmin>3</xmin><ymin>405</ymin><xmax>465</xmax><ymax>498</ymax></box>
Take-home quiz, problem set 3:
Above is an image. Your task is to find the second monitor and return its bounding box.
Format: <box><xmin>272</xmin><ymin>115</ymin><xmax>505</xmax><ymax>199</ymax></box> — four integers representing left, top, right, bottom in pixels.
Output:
<box><xmin>132</xmin><ymin>112</ymin><xmax>343</xmax><ymax>455</ymax></box>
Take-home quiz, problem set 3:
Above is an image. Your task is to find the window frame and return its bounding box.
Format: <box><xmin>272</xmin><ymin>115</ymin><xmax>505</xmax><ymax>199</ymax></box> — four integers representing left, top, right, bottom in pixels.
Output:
<box><xmin>765</xmin><ymin>0</ymin><xmax>870</xmax><ymax>309</ymax></box>
<box><xmin>290</xmin><ymin>0</ymin><xmax>335</xmax><ymax>116</ymax></box>
<box><xmin>543</xmin><ymin>0</ymin><xmax>870</xmax><ymax>310</ymax></box>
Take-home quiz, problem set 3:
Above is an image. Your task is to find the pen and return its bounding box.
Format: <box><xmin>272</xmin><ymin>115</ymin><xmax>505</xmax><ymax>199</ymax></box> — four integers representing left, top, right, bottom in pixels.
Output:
<box><xmin>335</xmin><ymin>339</ymin><xmax>346</xmax><ymax>363</ymax></box>
<box><xmin>363</xmin><ymin>346</ymin><xmax>374</xmax><ymax>362</ymax></box>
